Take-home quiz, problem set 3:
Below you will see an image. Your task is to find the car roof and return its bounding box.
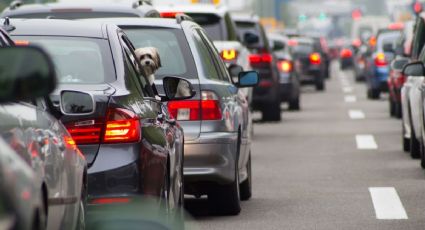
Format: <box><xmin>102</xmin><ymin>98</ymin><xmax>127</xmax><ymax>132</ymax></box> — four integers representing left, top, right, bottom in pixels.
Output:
<box><xmin>155</xmin><ymin>4</ymin><xmax>228</xmax><ymax>17</ymax></box>
<box><xmin>1</xmin><ymin>2</ymin><xmax>157</xmax><ymax>18</ymax></box>
<box><xmin>1</xmin><ymin>18</ymin><xmax>108</xmax><ymax>38</ymax></box>
<box><xmin>81</xmin><ymin>17</ymin><xmax>184</xmax><ymax>29</ymax></box>
<box><xmin>231</xmin><ymin>13</ymin><xmax>259</xmax><ymax>23</ymax></box>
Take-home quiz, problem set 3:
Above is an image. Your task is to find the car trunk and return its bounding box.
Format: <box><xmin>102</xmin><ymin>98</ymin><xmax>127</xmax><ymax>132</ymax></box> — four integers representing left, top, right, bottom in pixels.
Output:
<box><xmin>50</xmin><ymin>84</ymin><xmax>114</xmax><ymax>166</ymax></box>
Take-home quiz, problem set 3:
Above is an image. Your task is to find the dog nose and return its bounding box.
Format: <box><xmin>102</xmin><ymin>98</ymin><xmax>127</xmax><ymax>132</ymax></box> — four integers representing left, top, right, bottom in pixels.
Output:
<box><xmin>145</xmin><ymin>61</ymin><xmax>150</xmax><ymax>65</ymax></box>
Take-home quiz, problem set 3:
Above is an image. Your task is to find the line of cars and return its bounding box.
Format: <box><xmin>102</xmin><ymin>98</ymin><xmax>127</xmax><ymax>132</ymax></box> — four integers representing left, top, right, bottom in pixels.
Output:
<box><xmin>0</xmin><ymin>1</ymin><xmax>334</xmax><ymax>228</ymax></box>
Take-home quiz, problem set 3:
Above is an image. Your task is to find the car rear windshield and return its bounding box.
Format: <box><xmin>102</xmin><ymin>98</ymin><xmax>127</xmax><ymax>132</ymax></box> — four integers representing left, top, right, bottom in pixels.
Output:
<box><xmin>122</xmin><ymin>27</ymin><xmax>197</xmax><ymax>79</ymax></box>
<box><xmin>377</xmin><ymin>31</ymin><xmax>401</xmax><ymax>51</ymax></box>
<box><xmin>186</xmin><ymin>13</ymin><xmax>223</xmax><ymax>41</ymax></box>
<box><xmin>290</xmin><ymin>43</ymin><xmax>314</xmax><ymax>54</ymax></box>
<box><xmin>6</xmin><ymin>12</ymin><xmax>139</xmax><ymax>19</ymax></box>
<box><xmin>12</xmin><ymin>36</ymin><xmax>115</xmax><ymax>84</ymax></box>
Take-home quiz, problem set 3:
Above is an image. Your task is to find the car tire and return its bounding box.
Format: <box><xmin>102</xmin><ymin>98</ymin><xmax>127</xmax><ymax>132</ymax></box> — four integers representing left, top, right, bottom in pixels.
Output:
<box><xmin>315</xmin><ymin>80</ymin><xmax>325</xmax><ymax>91</ymax></box>
<box><xmin>389</xmin><ymin>98</ymin><xmax>395</xmax><ymax>117</ymax></box>
<box><xmin>402</xmin><ymin>122</ymin><xmax>410</xmax><ymax>152</ymax></box>
<box><xmin>262</xmin><ymin>100</ymin><xmax>281</xmax><ymax>122</ymax></box>
<box><xmin>395</xmin><ymin>102</ymin><xmax>402</xmax><ymax>119</ymax></box>
<box><xmin>420</xmin><ymin>138</ymin><xmax>425</xmax><ymax>169</ymax></box>
<box><xmin>288</xmin><ymin>97</ymin><xmax>300</xmax><ymax>111</ymax></box>
<box><xmin>410</xmin><ymin>123</ymin><xmax>421</xmax><ymax>159</ymax></box>
<box><xmin>76</xmin><ymin>182</ymin><xmax>87</xmax><ymax>230</ymax></box>
<box><xmin>367</xmin><ymin>88</ymin><xmax>380</xmax><ymax>99</ymax></box>
<box><xmin>240</xmin><ymin>153</ymin><xmax>252</xmax><ymax>201</ymax></box>
<box><xmin>33</xmin><ymin>193</ymin><xmax>47</xmax><ymax>230</ymax></box>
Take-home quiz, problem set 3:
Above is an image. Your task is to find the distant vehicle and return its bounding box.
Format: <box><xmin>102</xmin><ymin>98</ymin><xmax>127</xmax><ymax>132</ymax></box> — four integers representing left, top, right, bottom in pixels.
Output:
<box><xmin>268</xmin><ymin>33</ymin><xmax>301</xmax><ymax>110</ymax></box>
<box><xmin>83</xmin><ymin>16</ymin><xmax>258</xmax><ymax>215</ymax></box>
<box><xmin>0</xmin><ymin>35</ymin><xmax>87</xmax><ymax>229</ymax></box>
<box><xmin>288</xmin><ymin>37</ymin><xmax>326</xmax><ymax>91</ymax></box>
<box><xmin>365</xmin><ymin>29</ymin><xmax>402</xmax><ymax>99</ymax></box>
<box><xmin>7</xmin><ymin>18</ymin><xmax>192</xmax><ymax>219</ymax></box>
<box><xmin>233</xmin><ymin>14</ymin><xmax>282</xmax><ymax>121</ymax></box>
<box><xmin>1</xmin><ymin>1</ymin><xmax>160</xmax><ymax>18</ymax></box>
<box><xmin>311</xmin><ymin>35</ymin><xmax>331</xmax><ymax>78</ymax></box>
<box><xmin>351</xmin><ymin>16</ymin><xmax>391</xmax><ymax>43</ymax></box>
<box><xmin>339</xmin><ymin>46</ymin><xmax>355</xmax><ymax>70</ymax></box>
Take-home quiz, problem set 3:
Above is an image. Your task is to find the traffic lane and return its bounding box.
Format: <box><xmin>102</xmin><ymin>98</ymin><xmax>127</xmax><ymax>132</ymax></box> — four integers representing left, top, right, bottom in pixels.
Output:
<box><xmin>185</xmin><ymin>65</ymin><xmax>425</xmax><ymax>230</ymax></box>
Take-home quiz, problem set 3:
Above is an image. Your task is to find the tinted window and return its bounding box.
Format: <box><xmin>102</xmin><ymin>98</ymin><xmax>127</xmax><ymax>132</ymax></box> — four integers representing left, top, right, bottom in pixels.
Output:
<box><xmin>12</xmin><ymin>36</ymin><xmax>115</xmax><ymax>84</ymax></box>
<box><xmin>123</xmin><ymin>27</ymin><xmax>197</xmax><ymax>79</ymax></box>
<box><xmin>7</xmin><ymin>12</ymin><xmax>139</xmax><ymax>19</ymax></box>
<box><xmin>290</xmin><ymin>43</ymin><xmax>314</xmax><ymax>54</ymax></box>
<box><xmin>192</xmin><ymin>29</ymin><xmax>221</xmax><ymax>81</ymax></box>
<box><xmin>186</xmin><ymin>13</ymin><xmax>224</xmax><ymax>41</ymax></box>
<box><xmin>376</xmin><ymin>31</ymin><xmax>401</xmax><ymax>51</ymax></box>
<box><xmin>235</xmin><ymin>20</ymin><xmax>267</xmax><ymax>50</ymax></box>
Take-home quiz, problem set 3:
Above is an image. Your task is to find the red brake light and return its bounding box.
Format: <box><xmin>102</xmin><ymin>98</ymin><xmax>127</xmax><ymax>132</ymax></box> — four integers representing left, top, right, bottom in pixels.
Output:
<box><xmin>309</xmin><ymin>53</ymin><xmax>321</xmax><ymax>65</ymax></box>
<box><xmin>65</xmin><ymin>119</ymin><xmax>103</xmax><ymax>145</ymax></box>
<box><xmin>221</xmin><ymin>49</ymin><xmax>238</xmax><ymax>61</ymax></box>
<box><xmin>249</xmin><ymin>53</ymin><xmax>273</xmax><ymax>64</ymax></box>
<box><xmin>340</xmin><ymin>49</ymin><xmax>353</xmax><ymax>58</ymax></box>
<box><xmin>104</xmin><ymin>108</ymin><xmax>141</xmax><ymax>143</ymax></box>
<box><xmin>277</xmin><ymin>60</ymin><xmax>292</xmax><ymax>73</ymax></box>
<box><xmin>167</xmin><ymin>91</ymin><xmax>222</xmax><ymax>121</ymax></box>
<box><xmin>160</xmin><ymin>11</ymin><xmax>182</xmax><ymax>18</ymax></box>
<box><xmin>375</xmin><ymin>52</ymin><xmax>387</xmax><ymax>67</ymax></box>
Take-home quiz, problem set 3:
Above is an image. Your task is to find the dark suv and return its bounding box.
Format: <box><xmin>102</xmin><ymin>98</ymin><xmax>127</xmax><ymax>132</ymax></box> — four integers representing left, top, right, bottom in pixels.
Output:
<box><xmin>233</xmin><ymin>14</ymin><xmax>281</xmax><ymax>121</ymax></box>
<box><xmin>7</xmin><ymin>18</ymin><xmax>188</xmax><ymax>217</ymax></box>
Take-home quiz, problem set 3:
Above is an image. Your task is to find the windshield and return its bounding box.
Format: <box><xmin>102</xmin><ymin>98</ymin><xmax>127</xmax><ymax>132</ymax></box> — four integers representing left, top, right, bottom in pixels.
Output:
<box><xmin>122</xmin><ymin>27</ymin><xmax>197</xmax><ymax>79</ymax></box>
<box><xmin>6</xmin><ymin>12</ymin><xmax>140</xmax><ymax>19</ymax></box>
<box><xmin>12</xmin><ymin>36</ymin><xmax>115</xmax><ymax>84</ymax></box>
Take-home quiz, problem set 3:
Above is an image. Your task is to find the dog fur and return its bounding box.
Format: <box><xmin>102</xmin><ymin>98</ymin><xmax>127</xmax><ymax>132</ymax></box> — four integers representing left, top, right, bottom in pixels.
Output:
<box><xmin>134</xmin><ymin>47</ymin><xmax>162</xmax><ymax>85</ymax></box>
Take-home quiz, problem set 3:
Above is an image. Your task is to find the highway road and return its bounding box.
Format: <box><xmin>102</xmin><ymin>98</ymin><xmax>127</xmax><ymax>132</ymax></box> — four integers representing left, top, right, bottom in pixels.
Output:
<box><xmin>184</xmin><ymin>63</ymin><xmax>425</xmax><ymax>230</ymax></box>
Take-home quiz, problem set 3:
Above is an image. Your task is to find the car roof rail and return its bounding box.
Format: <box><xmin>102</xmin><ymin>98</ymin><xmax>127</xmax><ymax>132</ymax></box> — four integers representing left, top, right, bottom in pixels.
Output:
<box><xmin>176</xmin><ymin>13</ymin><xmax>193</xmax><ymax>24</ymax></box>
<box><xmin>132</xmin><ymin>0</ymin><xmax>152</xmax><ymax>8</ymax></box>
<box><xmin>9</xmin><ymin>0</ymin><xmax>23</xmax><ymax>10</ymax></box>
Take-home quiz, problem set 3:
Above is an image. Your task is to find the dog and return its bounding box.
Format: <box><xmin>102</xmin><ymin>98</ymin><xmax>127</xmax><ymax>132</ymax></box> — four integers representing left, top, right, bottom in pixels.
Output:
<box><xmin>135</xmin><ymin>47</ymin><xmax>162</xmax><ymax>86</ymax></box>
<box><xmin>175</xmin><ymin>79</ymin><xmax>191</xmax><ymax>98</ymax></box>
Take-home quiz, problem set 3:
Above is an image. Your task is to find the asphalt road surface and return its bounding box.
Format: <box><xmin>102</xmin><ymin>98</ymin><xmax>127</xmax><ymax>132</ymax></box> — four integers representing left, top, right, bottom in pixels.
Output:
<box><xmin>184</xmin><ymin>63</ymin><xmax>425</xmax><ymax>230</ymax></box>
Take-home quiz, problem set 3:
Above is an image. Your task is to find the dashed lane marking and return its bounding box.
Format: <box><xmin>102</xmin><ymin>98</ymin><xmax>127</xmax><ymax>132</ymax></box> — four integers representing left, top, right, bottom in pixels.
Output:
<box><xmin>356</xmin><ymin>135</ymin><xmax>378</xmax><ymax>149</ymax></box>
<box><xmin>343</xmin><ymin>87</ymin><xmax>353</xmax><ymax>93</ymax></box>
<box><xmin>369</xmin><ymin>187</ymin><xmax>408</xmax><ymax>220</ymax></box>
<box><xmin>349</xmin><ymin>110</ymin><xmax>365</xmax><ymax>119</ymax></box>
<box><xmin>344</xmin><ymin>95</ymin><xmax>357</xmax><ymax>103</ymax></box>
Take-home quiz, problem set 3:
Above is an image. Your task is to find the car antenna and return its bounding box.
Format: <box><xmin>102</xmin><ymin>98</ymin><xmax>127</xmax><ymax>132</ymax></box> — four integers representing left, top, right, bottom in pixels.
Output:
<box><xmin>2</xmin><ymin>17</ymin><xmax>16</xmax><ymax>32</ymax></box>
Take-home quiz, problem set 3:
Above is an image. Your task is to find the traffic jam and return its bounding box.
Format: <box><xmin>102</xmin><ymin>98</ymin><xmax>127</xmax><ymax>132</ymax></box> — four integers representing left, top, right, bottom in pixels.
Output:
<box><xmin>1</xmin><ymin>0</ymin><xmax>425</xmax><ymax>229</ymax></box>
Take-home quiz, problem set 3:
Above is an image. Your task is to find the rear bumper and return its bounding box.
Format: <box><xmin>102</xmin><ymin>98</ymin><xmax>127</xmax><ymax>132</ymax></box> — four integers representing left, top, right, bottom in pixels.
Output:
<box><xmin>183</xmin><ymin>132</ymin><xmax>238</xmax><ymax>192</ymax></box>
<box><xmin>299</xmin><ymin>69</ymin><xmax>322</xmax><ymax>84</ymax></box>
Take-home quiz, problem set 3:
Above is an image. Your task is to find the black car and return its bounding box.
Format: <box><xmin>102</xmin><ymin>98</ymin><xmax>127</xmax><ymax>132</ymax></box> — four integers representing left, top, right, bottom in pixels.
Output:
<box><xmin>288</xmin><ymin>37</ymin><xmax>326</xmax><ymax>91</ymax></box>
<box><xmin>0</xmin><ymin>27</ymin><xmax>87</xmax><ymax>229</ymax></box>
<box><xmin>7</xmin><ymin>19</ymin><xmax>192</xmax><ymax>219</ymax></box>
<box><xmin>268</xmin><ymin>33</ymin><xmax>301</xmax><ymax>110</ymax></box>
<box><xmin>1</xmin><ymin>1</ymin><xmax>160</xmax><ymax>19</ymax></box>
<box><xmin>233</xmin><ymin>14</ymin><xmax>281</xmax><ymax>121</ymax></box>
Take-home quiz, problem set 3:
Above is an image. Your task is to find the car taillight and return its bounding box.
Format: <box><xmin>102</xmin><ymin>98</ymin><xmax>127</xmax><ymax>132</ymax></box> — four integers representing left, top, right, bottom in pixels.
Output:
<box><xmin>104</xmin><ymin>108</ymin><xmax>141</xmax><ymax>143</ymax></box>
<box><xmin>375</xmin><ymin>52</ymin><xmax>387</xmax><ymax>67</ymax></box>
<box><xmin>221</xmin><ymin>49</ymin><xmax>238</xmax><ymax>61</ymax></box>
<box><xmin>65</xmin><ymin>108</ymin><xmax>141</xmax><ymax>145</ymax></box>
<box><xmin>309</xmin><ymin>52</ymin><xmax>321</xmax><ymax>65</ymax></box>
<box><xmin>340</xmin><ymin>49</ymin><xmax>353</xmax><ymax>58</ymax></box>
<box><xmin>249</xmin><ymin>53</ymin><xmax>273</xmax><ymax>64</ymax></box>
<box><xmin>65</xmin><ymin>119</ymin><xmax>103</xmax><ymax>145</ymax></box>
<box><xmin>277</xmin><ymin>60</ymin><xmax>293</xmax><ymax>73</ymax></box>
<box><xmin>160</xmin><ymin>11</ymin><xmax>182</xmax><ymax>18</ymax></box>
<box><xmin>167</xmin><ymin>91</ymin><xmax>222</xmax><ymax>121</ymax></box>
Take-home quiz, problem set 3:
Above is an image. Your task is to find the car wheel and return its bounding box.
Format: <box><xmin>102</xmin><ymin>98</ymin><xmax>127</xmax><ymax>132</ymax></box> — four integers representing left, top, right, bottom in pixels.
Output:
<box><xmin>288</xmin><ymin>97</ymin><xmax>300</xmax><ymax>111</ymax></box>
<box><xmin>367</xmin><ymin>88</ymin><xmax>380</xmax><ymax>99</ymax></box>
<box><xmin>395</xmin><ymin>102</ymin><xmax>402</xmax><ymax>119</ymax></box>
<box><xmin>389</xmin><ymin>98</ymin><xmax>395</xmax><ymax>117</ymax></box>
<box><xmin>76</xmin><ymin>185</ymin><xmax>87</xmax><ymax>230</ymax></box>
<box><xmin>420</xmin><ymin>137</ymin><xmax>425</xmax><ymax>169</ymax></box>
<box><xmin>402</xmin><ymin>122</ymin><xmax>410</xmax><ymax>152</ymax></box>
<box><xmin>240</xmin><ymin>153</ymin><xmax>252</xmax><ymax>201</ymax></box>
<box><xmin>410</xmin><ymin>122</ymin><xmax>421</xmax><ymax>159</ymax></box>
<box><xmin>262</xmin><ymin>100</ymin><xmax>281</xmax><ymax>122</ymax></box>
<box><xmin>315</xmin><ymin>80</ymin><xmax>325</xmax><ymax>91</ymax></box>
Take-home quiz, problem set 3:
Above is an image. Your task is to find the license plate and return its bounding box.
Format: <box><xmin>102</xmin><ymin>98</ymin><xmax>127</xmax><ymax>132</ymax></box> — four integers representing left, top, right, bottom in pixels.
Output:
<box><xmin>177</xmin><ymin>108</ymin><xmax>190</xmax><ymax>121</ymax></box>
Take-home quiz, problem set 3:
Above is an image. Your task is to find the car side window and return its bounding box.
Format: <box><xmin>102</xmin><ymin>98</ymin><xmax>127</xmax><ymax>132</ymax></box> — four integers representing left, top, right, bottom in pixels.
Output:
<box><xmin>412</xmin><ymin>18</ymin><xmax>425</xmax><ymax>60</ymax></box>
<box><xmin>192</xmin><ymin>29</ymin><xmax>221</xmax><ymax>81</ymax></box>
<box><xmin>120</xmin><ymin>34</ymin><xmax>156</xmax><ymax>98</ymax></box>
<box><xmin>196</xmin><ymin>29</ymin><xmax>231</xmax><ymax>83</ymax></box>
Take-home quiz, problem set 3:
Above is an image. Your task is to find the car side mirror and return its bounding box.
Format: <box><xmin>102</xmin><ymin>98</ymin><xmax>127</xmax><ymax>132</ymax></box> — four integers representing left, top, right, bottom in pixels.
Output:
<box><xmin>0</xmin><ymin>46</ymin><xmax>56</xmax><ymax>103</ymax></box>
<box><xmin>60</xmin><ymin>90</ymin><xmax>95</xmax><ymax>115</ymax></box>
<box><xmin>235</xmin><ymin>71</ymin><xmax>259</xmax><ymax>88</ymax></box>
<box><xmin>402</xmin><ymin>62</ymin><xmax>425</xmax><ymax>77</ymax></box>
<box><xmin>383</xmin><ymin>43</ymin><xmax>394</xmax><ymax>53</ymax></box>
<box><xmin>272</xmin><ymin>40</ymin><xmax>285</xmax><ymax>51</ymax></box>
<box><xmin>391</xmin><ymin>58</ymin><xmax>409</xmax><ymax>71</ymax></box>
<box><xmin>162</xmin><ymin>77</ymin><xmax>196</xmax><ymax>101</ymax></box>
<box><xmin>243</xmin><ymin>32</ymin><xmax>259</xmax><ymax>45</ymax></box>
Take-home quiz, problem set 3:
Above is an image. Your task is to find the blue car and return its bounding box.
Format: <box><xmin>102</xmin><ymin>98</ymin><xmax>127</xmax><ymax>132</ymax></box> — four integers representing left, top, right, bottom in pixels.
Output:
<box><xmin>366</xmin><ymin>29</ymin><xmax>402</xmax><ymax>99</ymax></box>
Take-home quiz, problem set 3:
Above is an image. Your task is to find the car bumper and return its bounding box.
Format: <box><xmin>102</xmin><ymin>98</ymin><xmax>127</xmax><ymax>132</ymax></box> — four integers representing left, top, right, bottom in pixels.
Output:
<box><xmin>183</xmin><ymin>132</ymin><xmax>238</xmax><ymax>189</ymax></box>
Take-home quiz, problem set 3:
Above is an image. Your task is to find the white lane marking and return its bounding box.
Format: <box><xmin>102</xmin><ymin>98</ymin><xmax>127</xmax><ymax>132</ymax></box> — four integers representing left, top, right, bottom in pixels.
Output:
<box><xmin>343</xmin><ymin>87</ymin><xmax>353</xmax><ymax>93</ymax></box>
<box><xmin>356</xmin><ymin>135</ymin><xmax>378</xmax><ymax>149</ymax></box>
<box><xmin>344</xmin><ymin>95</ymin><xmax>357</xmax><ymax>102</ymax></box>
<box><xmin>349</xmin><ymin>110</ymin><xmax>365</xmax><ymax>119</ymax></box>
<box><xmin>369</xmin><ymin>187</ymin><xmax>408</xmax><ymax>220</ymax></box>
